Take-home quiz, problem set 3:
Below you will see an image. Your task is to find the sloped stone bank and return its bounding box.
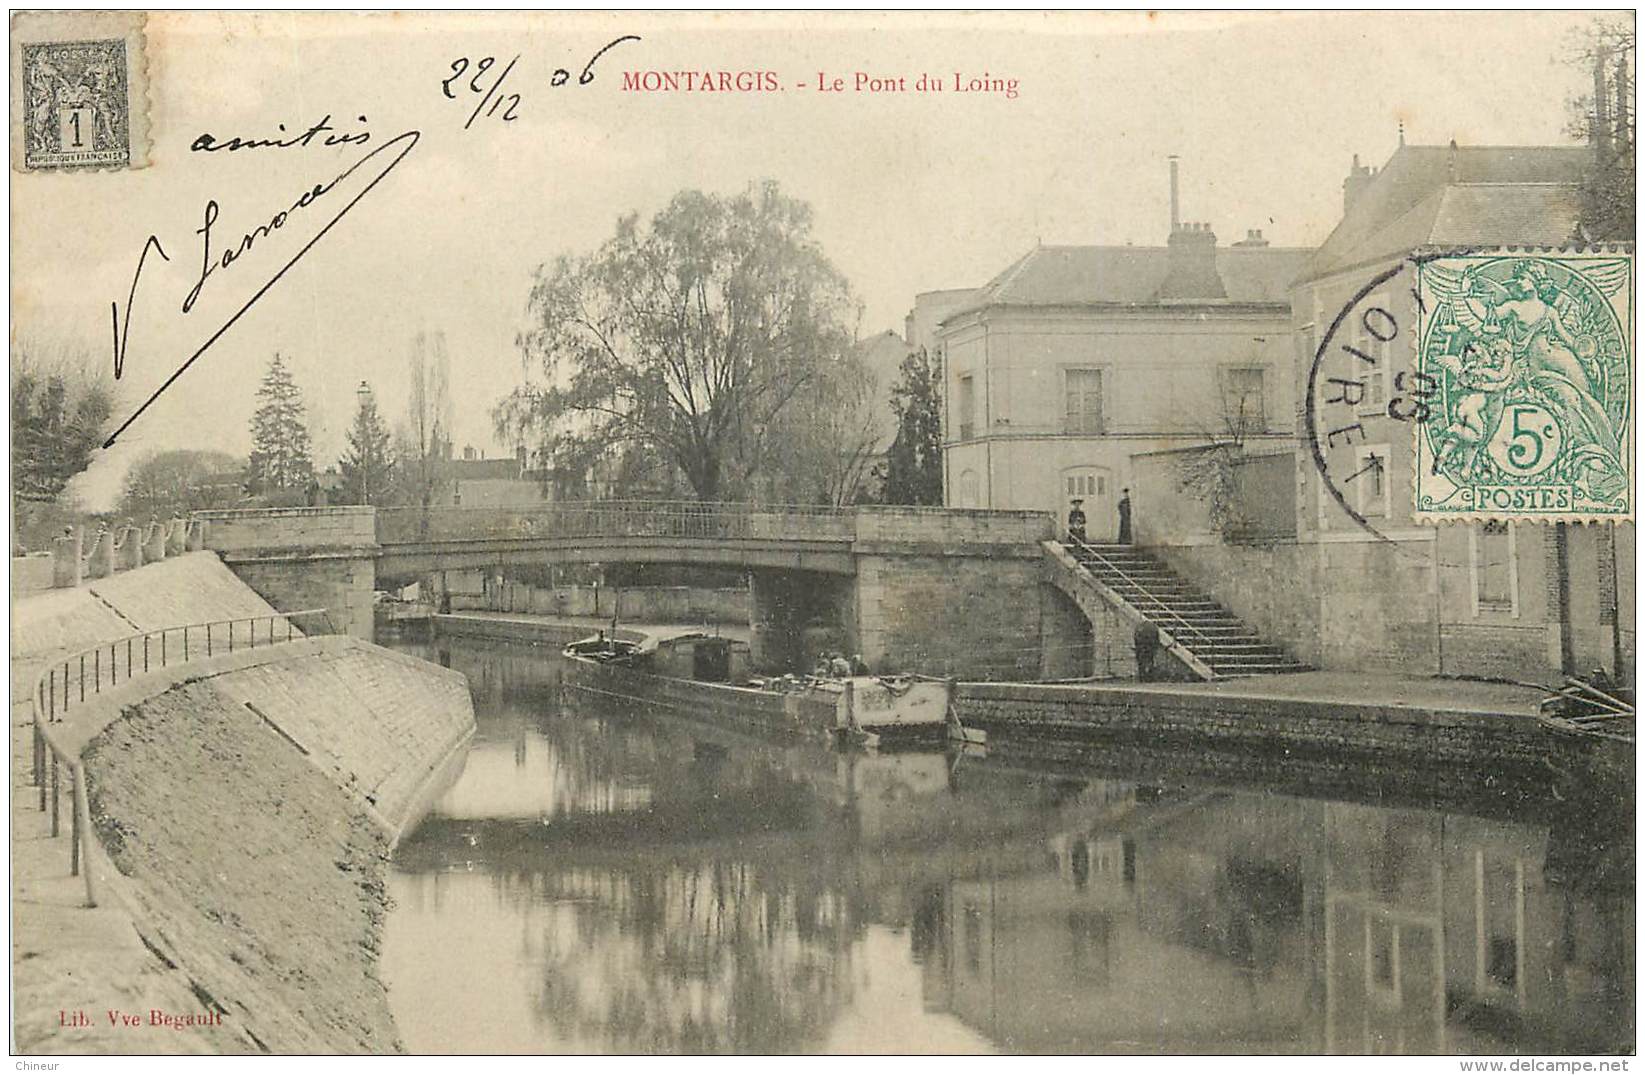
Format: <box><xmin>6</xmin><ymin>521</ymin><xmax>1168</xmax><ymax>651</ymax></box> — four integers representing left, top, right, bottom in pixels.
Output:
<box><xmin>85</xmin><ymin>680</ymin><xmax>400</xmax><ymax>1053</ymax></box>
<box><xmin>64</xmin><ymin>638</ymin><xmax>473</xmax><ymax>1054</ymax></box>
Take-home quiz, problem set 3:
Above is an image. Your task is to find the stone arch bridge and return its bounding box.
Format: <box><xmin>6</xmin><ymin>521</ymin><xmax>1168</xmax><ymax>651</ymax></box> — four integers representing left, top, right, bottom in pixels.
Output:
<box><xmin>194</xmin><ymin>502</ymin><xmax>1084</xmax><ymax>678</ymax></box>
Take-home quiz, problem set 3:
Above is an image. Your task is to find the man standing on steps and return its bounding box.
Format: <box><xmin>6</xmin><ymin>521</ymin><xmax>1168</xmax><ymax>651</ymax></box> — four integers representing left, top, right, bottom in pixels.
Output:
<box><xmin>1117</xmin><ymin>488</ymin><xmax>1133</xmax><ymax>544</ymax></box>
<box><xmin>1066</xmin><ymin>499</ymin><xmax>1087</xmax><ymax>544</ymax></box>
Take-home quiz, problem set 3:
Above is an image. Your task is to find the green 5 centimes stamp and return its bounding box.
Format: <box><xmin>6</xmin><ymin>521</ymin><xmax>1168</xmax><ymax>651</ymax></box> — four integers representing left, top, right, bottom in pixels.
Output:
<box><xmin>1413</xmin><ymin>251</ymin><xmax>1634</xmax><ymax>523</ymax></box>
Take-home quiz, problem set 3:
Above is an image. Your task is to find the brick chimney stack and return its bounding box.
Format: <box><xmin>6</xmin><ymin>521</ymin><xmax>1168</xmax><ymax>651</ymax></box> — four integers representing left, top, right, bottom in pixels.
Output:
<box><xmin>1154</xmin><ymin>159</ymin><xmax>1225</xmax><ymax>300</ymax></box>
<box><xmin>1158</xmin><ymin>221</ymin><xmax>1226</xmax><ymax>300</ymax></box>
<box><xmin>1232</xmin><ymin>228</ymin><xmax>1270</xmax><ymax>248</ymax></box>
<box><xmin>1343</xmin><ymin>153</ymin><xmax>1375</xmax><ymax>216</ymax></box>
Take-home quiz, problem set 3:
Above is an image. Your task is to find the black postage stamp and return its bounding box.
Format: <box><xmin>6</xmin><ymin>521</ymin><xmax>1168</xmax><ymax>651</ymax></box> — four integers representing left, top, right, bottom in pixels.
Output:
<box><xmin>21</xmin><ymin>38</ymin><xmax>130</xmax><ymax>170</ymax></box>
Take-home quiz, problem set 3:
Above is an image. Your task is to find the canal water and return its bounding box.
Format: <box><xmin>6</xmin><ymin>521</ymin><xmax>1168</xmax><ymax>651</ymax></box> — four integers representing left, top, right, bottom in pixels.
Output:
<box><xmin>380</xmin><ymin>636</ymin><xmax>1634</xmax><ymax>1055</ymax></box>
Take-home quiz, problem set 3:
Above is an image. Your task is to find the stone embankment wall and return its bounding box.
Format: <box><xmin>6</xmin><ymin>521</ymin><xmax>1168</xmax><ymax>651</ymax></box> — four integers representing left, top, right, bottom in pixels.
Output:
<box><xmin>12</xmin><ymin>551</ymin><xmax>55</xmax><ymax>595</ymax></box>
<box><xmin>13</xmin><ymin>552</ymin><xmax>288</xmax><ymax>661</ymax></box>
<box><xmin>953</xmin><ymin>681</ymin><xmax>1551</xmax><ymax>765</ymax></box>
<box><xmin>80</xmin><ymin>638</ymin><xmax>472</xmax><ymax>1054</ymax></box>
<box><xmin>16</xmin><ymin>552</ymin><xmax>473</xmax><ymax>1054</ymax></box>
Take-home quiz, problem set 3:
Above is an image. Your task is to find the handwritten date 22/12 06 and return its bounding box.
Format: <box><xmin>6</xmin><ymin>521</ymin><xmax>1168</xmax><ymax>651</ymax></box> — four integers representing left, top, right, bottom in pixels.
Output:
<box><xmin>442</xmin><ymin>35</ymin><xmax>641</xmax><ymax>130</ymax></box>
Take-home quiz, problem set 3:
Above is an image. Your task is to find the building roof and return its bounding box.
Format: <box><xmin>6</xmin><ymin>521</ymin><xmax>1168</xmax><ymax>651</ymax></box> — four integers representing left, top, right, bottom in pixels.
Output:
<box><xmin>1297</xmin><ymin>144</ymin><xmax>1592</xmax><ymax>284</ymax></box>
<box><xmin>948</xmin><ymin>242</ymin><xmax>1311</xmax><ymax>319</ymax></box>
<box><xmin>447</xmin><ymin>457</ymin><xmax>520</xmax><ymax>481</ymax></box>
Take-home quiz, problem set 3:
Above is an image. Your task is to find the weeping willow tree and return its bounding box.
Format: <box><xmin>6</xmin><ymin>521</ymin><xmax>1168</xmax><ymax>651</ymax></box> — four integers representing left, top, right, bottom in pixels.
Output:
<box><xmin>497</xmin><ymin>181</ymin><xmax>860</xmax><ymax>502</ymax></box>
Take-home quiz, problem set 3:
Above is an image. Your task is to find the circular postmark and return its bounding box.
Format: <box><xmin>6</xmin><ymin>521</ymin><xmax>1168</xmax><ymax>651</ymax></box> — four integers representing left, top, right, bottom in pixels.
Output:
<box><xmin>1302</xmin><ymin>254</ymin><xmax>1430</xmax><ymax>544</ymax></box>
<box><xmin>1303</xmin><ymin>247</ymin><xmax>1634</xmax><ymax>537</ymax></box>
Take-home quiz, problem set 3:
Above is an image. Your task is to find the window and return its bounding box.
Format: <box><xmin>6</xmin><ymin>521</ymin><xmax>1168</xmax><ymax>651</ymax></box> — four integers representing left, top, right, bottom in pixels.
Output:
<box><xmin>1353</xmin><ymin>444</ymin><xmax>1390</xmax><ymax>518</ymax></box>
<box><xmin>964</xmin><ymin>903</ymin><xmax>984</xmax><ymax>975</ymax></box>
<box><xmin>1064</xmin><ymin>471</ymin><xmax>1105</xmax><ymax>498</ymax></box>
<box><xmin>957</xmin><ymin>374</ymin><xmax>975</xmax><ymax>441</ymax></box>
<box><xmin>956</xmin><ymin>469</ymin><xmax>979</xmax><ymax>508</ymax></box>
<box><xmin>1369</xmin><ymin>919</ymin><xmax>1399</xmax><ymax>996</ymax></box>
<box><xmin>1064</xmin><ymin>369</ymin><xmax>1105</xmax><ymax>435</ymax></box>
<box><xmin>1487</xmin><ymin>936</ymin><xmax>1518</xmax><ymax>989</ymax></box>
<box><xmin>1474</xmin><ymin>521</ymin><xmax>1517</xmax><ymax>614</ymax></box>
<box><xmin>1345</xmin><ymin>296</ymin><xmax>1392</xmax><ymax>409</ymax></box>
<box><xmin>1222</xmin><ymin>367</ymin><xmax>1268</xmax><ymax>431</ymax></box>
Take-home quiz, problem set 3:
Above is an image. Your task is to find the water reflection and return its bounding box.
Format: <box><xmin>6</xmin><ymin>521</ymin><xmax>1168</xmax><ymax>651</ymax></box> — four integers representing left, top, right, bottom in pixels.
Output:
<box><xmin>381</xmin><ymin>638</ymin><xmax>1633</xmax><ymax>1055</ymax></box>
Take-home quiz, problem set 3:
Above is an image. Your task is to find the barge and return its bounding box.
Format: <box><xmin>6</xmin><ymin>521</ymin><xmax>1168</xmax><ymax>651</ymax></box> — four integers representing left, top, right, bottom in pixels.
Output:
<box><xmin>561</xmin><ymin>631</ymin><xmax>979</xmax><ymax>749</ymax></box>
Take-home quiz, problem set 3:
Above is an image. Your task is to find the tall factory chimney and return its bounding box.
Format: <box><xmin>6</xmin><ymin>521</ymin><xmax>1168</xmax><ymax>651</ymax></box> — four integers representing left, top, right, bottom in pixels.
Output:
<box><xmin>1169</xmin><ymin>155</ymin><xmax>1181</xmax><ymax>232</ymax></box>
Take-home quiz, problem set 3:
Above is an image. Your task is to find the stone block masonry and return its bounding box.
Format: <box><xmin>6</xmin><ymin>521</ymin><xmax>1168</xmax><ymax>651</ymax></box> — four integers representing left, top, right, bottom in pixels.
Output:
<box><xmin>228</xmin><ymin>558</ymin><xmax>375</xmax><ymax>642</ymax></box>
<box><xmin>196</xmin><ymin>506</ymin><xmax>377</xmax><ymax>553</ymax></box>
<box><xmin>57</xmin><ymin>636</ymin><xmax>475</xmax><ymax>1054</ymax></box>
<box><xmin>951</xmin><ymin>680</ymin><xmax>1560</xmax><ymax>772</ymax></box>
<box><xmin>198</xmin><ymin>508</ymin><xmax>378</xmax><ymax>641</ymax></box>
<box><xmin>854</xmin><ymin>552</ymin><xmax>1047</xmax><ymax>680</ymax></box>
<box><xmin>85</xmin><ymin>673</ymin><xmax>403</xmax><ymax>1054</ymax></box>
<box><xmin>204</xmin><ymin>641</ymin><xmax>473</xmax><ymax>837</ymax></box>
<box><xmin>12</xmin><ymin>552</ymin><xmax>289</xmax><ymax>667</ymax></box>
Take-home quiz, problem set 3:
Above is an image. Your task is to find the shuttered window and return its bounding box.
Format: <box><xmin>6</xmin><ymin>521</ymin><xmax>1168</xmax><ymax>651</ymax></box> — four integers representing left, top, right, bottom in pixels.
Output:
<box><xmin>1064</xmin><ymin>369</ymin><xmax>1105</xmax><ymax>434</ymax></box>
<box><xmin>1222</xmin><ymin>367</ymin><xmax>1267</xmax><ymax>430</ymax></box>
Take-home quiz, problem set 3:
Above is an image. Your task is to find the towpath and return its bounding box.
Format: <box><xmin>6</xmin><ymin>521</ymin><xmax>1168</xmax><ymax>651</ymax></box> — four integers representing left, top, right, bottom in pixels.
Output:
<box><xmin>10</xmin><ymin>652</ymin><xmax>220</xmax><ymax>1054</ymax></box>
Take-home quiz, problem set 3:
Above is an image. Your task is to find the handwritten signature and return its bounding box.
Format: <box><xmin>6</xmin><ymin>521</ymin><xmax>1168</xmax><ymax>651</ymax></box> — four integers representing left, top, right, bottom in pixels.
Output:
<box><xmin>106</xmin><ymin>128</ymin><xmax>421</xmax><ymax>448</ymax></box>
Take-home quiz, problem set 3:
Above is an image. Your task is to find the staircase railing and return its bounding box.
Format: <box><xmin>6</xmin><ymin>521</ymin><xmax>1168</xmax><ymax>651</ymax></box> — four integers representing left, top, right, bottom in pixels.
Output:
<box><xmin>30</xmin><ymin>607</ymin><xmax>335</xmax><ymax>908</ymax></box>
<box><xmin>1063</xmin><ymin>538</ymin><xmax>1220</xmax><ymax>649</ymax></box>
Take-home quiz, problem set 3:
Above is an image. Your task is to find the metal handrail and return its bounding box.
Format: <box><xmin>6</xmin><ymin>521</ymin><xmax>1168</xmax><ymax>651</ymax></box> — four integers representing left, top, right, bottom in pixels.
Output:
<box><xmin>374</xmin><ymin>498</ymin><xmax>854</xmax><ymax>516</ymax></box>
<box><xmin>30</xmin><ymin>607</ymin><xmax>333</xmax><ymax>908</ymax></box>
<box><xmin>1062</xmin><ymin>538</ymin><xmax>1219</xmax><ymax>649</ymax></box>
<box><xmin>372</xmin><ymin>500</ymin><xmax>861</xmax><ymax>548</ymax></box>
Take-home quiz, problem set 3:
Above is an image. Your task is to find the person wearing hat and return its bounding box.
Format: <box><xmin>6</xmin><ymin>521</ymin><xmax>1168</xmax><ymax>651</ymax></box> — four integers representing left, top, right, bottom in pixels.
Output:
<box><xmin>1066</xmin><ymin>499</ymin><xmax>1087</xmax><ymax>544</ymax></box>
<box><xmin>1117</xmin><ymin>488</ymin><xmax>1133</xmax><ymax>544</ymax></box>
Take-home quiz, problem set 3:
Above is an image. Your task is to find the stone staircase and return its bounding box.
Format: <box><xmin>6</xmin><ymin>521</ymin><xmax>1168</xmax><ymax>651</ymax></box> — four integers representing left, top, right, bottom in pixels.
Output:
<box><xmin>1055</xmin><ymin>541</ymin><xmax>1309</xmax><ymax>680</ymax></box>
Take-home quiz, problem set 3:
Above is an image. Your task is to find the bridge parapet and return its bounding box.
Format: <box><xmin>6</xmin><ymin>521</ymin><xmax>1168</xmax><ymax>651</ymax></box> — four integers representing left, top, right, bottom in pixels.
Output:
<box><xmin>195</xmin><ymin>507</ymin><xmax>377</xmax><ymax>639</ymax></box>
<box><xmin>376</xmin><ymin>501</ymin><xmax>856</xmax><ymax>546</ymax></box>
<box><xmin>198</xmin><ymin>506</ymin><xmax>377</xmax><ymax>556</ymax></box>
<box><xmin>853</xmin><ymin>506</ymin><xmax>1053</xmax><ymax>550</ymax></box>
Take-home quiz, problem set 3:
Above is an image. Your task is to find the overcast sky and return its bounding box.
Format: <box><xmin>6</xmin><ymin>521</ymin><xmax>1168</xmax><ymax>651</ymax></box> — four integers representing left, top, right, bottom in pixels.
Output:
<box><xmin>11</xmin><ymin>10</ymin><xmax>1619</xmax><ymax>509</ymax></box>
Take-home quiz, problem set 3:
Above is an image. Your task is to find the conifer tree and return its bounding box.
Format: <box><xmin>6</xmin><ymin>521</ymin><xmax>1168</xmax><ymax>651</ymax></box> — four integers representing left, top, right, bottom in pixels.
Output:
<box><xmin>881</xmin><ymin>348</ymin><xmax>944</xmax><ymax>505</ymax></box>
<box><xmin>339</xmin><ymin>384</ymin><xmax>393</xmax><ymax>505</ymax></box>
<box><xmin>247</xmin><ymin>353</ymin><xmax>313</xmax><ymax>494</ymax></box>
